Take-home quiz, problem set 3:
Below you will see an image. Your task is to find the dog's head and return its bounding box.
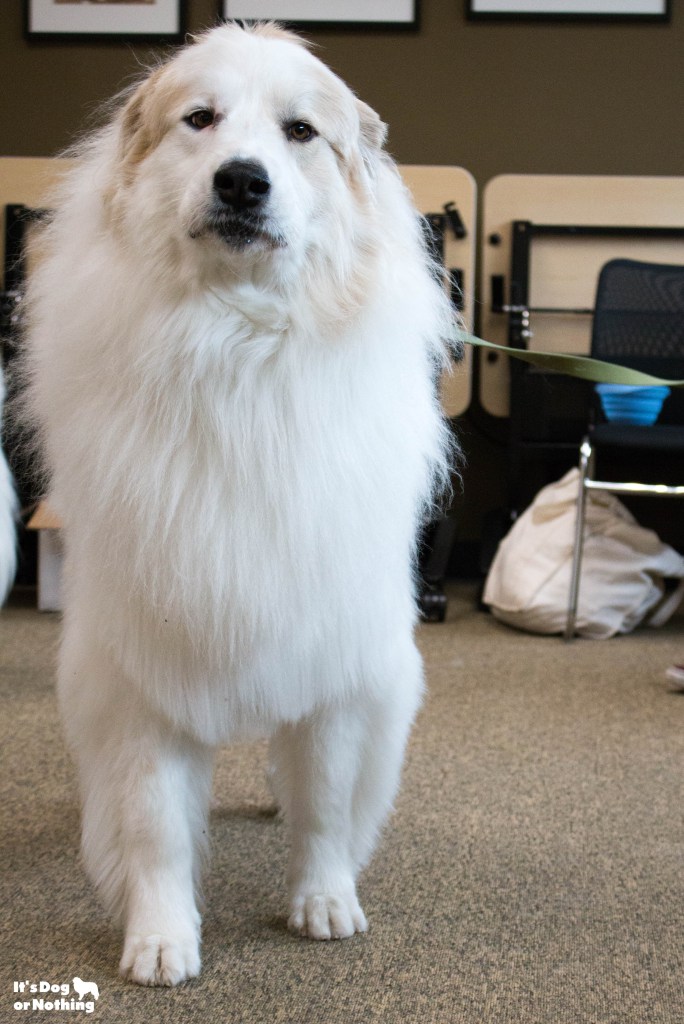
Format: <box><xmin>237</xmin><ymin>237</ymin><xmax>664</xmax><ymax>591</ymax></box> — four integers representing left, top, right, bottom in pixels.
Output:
<box><xmin>109</xmin><ymin>23</ymin><xmax>387</xmax><ymax>282</ymax></box>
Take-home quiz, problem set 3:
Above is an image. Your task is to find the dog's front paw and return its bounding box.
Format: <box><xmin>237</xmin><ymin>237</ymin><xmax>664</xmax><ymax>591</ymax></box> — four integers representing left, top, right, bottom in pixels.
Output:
<box><xmin>288</xmin><ymin>891</ymin><xmax>368</xmax><ymax>940</ymax></box>
<box><xmin>120</xmin><ymin>932</ymin><xmax>201</xmax><ymax>987</ymax></box>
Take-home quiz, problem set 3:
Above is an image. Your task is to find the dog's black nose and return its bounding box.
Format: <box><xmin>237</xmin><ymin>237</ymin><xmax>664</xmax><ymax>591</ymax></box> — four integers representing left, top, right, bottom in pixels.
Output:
<box><xmin>213</xmin><ymin>160</ymin><xmax>271</xmax><ymax>210</ymax></box>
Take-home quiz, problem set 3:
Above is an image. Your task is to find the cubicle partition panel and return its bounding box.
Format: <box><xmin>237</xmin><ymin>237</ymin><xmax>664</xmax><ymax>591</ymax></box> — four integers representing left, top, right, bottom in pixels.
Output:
<box><xmin>479</xmin><ymin>174</ymin><xmax>684</xmax><ymax>516</ymax></box>
<box><xmin>398</xmin><ymin>166</ymin><xmax>477</xmax><ymax>615</ymax></box>
<box><xmin>1</xmin><ymin>157</ymin><xmax>75</xmax><ymax>356</ymax></box>
<box><xmin>1</xmin><ymin>158</ymin><xmax>75</xmax><ymax>591</ymax></box>
<box><xmin>480</xmin><ymin>174</ymin><xmax>684</xmax><ymax>417</ymax></box>
<box><xmin>399</xmin><ymin>165</ymin><xmax>477</xmax><ymax>419</ymax></box>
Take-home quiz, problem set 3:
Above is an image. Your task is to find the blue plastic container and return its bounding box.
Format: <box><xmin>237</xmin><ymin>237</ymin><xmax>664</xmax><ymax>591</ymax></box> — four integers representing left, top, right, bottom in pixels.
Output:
<box><xmin>595</xmin><ymin>384</ymin><xmax>670</xmax><ymax>425</ymax></box>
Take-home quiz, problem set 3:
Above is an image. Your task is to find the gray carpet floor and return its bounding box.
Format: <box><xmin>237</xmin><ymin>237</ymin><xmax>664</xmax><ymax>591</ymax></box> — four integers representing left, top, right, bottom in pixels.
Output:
<box><xmin>1</xmin><ymin>585</ymin><xmax>683</xmax><ymax>1023</ymax></box>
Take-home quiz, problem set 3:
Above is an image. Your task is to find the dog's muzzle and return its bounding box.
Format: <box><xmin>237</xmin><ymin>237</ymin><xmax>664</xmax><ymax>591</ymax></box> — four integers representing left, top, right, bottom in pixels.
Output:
<box><xmin>196</xmin><ymin>158</ymin><xmax>283</xmax><ymax>250</ymax></box>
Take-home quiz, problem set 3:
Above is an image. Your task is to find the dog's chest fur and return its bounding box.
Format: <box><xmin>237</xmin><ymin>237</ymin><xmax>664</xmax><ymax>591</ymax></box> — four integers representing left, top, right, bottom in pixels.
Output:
<box><xmin>54</xmin><ymin>288</ymin><xmax>432</xmax><ymax>739</ymax></box>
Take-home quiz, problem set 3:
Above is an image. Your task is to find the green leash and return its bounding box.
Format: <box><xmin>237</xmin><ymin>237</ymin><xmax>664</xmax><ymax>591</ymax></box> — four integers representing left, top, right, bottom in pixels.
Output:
<box><xmin>463</xmin><ymin>334</ymin><xmax>684</xmax><ymax>388</ymax></box>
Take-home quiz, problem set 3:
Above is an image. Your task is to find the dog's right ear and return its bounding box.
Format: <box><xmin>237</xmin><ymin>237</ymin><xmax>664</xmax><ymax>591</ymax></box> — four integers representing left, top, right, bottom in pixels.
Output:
<box><xmin>117</xmin><ymin>68</ymin><xmax>167</xmax><ymax>179</ymax></box>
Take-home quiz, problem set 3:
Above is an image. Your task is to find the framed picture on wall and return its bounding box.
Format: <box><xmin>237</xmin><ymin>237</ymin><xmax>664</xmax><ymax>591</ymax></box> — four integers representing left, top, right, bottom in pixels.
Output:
<box><xmin>219</xmin><ymin>1</ymin><xmax>420</xmax><ymax>30</ymax></box>
<box><xmin>25</xmin><ymin>0</ymin><xmax>186</xmax><ymax>42</ymax></box>
<box><xmin>467</xmin><ymin>0</ymin><xmax>670</xmax><ymax>20</ymax></box>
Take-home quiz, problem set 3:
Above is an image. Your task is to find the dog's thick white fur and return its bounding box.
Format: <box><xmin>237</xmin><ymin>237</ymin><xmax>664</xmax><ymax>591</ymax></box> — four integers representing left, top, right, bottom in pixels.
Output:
<box><xmin>24</xmin><ymin>23</ymin><xmax>458</xmax><ymax>986</ymax></box>
<box><xmin>0</xmin><ymin>367</ymin><xmax>17</xmax><ymax>604</ymax></box>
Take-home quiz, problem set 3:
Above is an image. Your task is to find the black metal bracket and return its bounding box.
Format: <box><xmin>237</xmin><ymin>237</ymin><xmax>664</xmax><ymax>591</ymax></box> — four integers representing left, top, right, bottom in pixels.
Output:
<box><xmin>443</xmin><ymin>201</ymin><xmax>467</xmax><ymax>240</ymax></box>
<box><xmin>423</xmin><ymin>204</ymin><xmax>467</xmax><ymax>315</ymax></box>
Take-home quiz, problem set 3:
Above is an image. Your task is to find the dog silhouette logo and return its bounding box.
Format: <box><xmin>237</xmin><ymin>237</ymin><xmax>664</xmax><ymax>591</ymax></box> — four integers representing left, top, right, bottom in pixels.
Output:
<box><xmin>72</xmin><ymin>977</ymin><xmax>99</xmax><ymax>1001</ymax></box>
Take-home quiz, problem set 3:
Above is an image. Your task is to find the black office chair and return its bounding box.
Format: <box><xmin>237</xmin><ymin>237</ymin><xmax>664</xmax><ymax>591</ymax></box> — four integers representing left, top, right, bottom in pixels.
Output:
<box><xmin>565</xmin><ymin>258</ymin><xmax>684</xmax><ymax>640</ymax></box>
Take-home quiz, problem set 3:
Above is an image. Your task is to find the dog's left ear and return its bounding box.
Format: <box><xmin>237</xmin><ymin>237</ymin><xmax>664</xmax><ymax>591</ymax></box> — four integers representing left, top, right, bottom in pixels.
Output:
<box><xmin>357</xmin><ymin>100</ymin><xmax>387</xmax><ymax>153</ymax></box>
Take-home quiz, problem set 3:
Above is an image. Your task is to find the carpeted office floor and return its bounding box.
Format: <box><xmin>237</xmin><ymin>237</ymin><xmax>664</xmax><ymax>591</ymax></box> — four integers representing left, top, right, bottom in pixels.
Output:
<box><xmin>1</xmin><ymin>585</ymin><xmax>683</xmax><ymax>1024</ymax></box>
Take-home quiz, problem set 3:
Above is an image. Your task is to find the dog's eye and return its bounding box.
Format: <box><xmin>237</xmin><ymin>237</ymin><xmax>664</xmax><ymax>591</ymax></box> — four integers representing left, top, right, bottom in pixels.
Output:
<box><xmin>286</xmin><ymin>121</ymin><xmax>316</xmax><ymax>143</ymax></box>
<box><xmin>186</xmin><ymin>109</ymin><xmax>215</xmax><ymax>131</ymax></box>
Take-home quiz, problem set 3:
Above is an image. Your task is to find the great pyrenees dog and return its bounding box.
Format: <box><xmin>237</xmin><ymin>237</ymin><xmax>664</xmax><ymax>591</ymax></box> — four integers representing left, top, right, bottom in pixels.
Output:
<box><xmin>24</xmin><ymin>23</ymin><xmax>459</xmax><ymax>986</ymax></box>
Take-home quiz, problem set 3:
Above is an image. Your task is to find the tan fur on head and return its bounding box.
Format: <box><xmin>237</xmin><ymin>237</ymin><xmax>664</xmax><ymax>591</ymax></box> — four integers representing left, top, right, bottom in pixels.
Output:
<box><xmin>118</xmin><ymin>66</ymin><xmax>173</xmax><ymax>177</ymax></box>
<box><xmin>101</xmin><ymin>20</ymin><xmax>390</xmax><ymax>278</ymax></box>
<box><xmin>115</xmin><ymin>23</ymin><xmax>384</xmax><ymax>186</ymax></box>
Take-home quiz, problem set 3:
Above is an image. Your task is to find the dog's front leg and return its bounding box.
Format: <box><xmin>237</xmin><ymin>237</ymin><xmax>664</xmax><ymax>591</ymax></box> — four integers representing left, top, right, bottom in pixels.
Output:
<box><xmin>115</xmin><ymin>729</ymin><xmax>214</xmax><ymax>986</ymax></box>
<box><xmin>59</xmin><ymin>640</ymin><xmax>214</xmax><ymax>986</ymax></box>
<box><xmin>270</xmin><ymin>703</ymin><xmax>372</xmax><ymax>941</ymax></box>
<box><xmin>270</xmin><ymin>650</ymin><xmax>423</xmax><ymax>941</ymax></box>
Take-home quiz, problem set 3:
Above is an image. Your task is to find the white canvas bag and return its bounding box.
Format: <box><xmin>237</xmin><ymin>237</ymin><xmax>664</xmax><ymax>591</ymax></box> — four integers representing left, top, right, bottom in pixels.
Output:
<box><xmin>483</xmin><ymin>468</ymin><xmax>684</xmax><ymax>638</ymax></box>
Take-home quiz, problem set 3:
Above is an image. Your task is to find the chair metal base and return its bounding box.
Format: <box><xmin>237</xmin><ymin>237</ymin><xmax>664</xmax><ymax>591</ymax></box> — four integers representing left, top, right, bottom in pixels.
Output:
<box><xmin>564</xmin><ymin>437</ymin><xmax>684</xmax><ymax>641</ymax></box>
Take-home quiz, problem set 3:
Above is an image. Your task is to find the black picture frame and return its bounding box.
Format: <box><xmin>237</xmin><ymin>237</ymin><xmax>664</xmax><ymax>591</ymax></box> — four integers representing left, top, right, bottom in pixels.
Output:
<box><xmin>466</xmin><ymin>0</ymin><xmax>670</xmax><ymax>21</ymax></box>
<box><xmin>219</xmin><ymin>1</ymin><xmax>420</xmax><ymax>31</ymax></box>
<box><xmin>24</xmin><ymin>0</ymin><xmax>187</xmax><ymax>43</ymax></box>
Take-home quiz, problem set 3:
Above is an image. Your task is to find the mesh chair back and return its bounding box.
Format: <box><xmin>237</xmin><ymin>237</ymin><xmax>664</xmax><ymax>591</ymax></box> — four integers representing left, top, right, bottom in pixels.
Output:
<box><xmin>592</xmin><ymin>258</ymin><xmax>684</xmax><ymax>362</ymax></box>
<box><xmin>591</xmin><ymin>258</ymin><xmax>684</xmax><ymax>423</ymax></box>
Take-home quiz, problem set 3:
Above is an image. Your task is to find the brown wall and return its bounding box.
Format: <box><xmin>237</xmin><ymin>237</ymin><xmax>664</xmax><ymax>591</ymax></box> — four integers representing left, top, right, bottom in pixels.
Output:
<box><xmin>2</xmin><ymin>1</ymin><xmax>683</xmax><ymax>189</ymax></box>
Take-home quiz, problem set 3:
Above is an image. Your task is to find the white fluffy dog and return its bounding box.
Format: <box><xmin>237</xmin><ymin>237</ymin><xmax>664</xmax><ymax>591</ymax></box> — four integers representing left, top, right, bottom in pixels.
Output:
<box><xmin>24</xmin><ymin>23</ymin><xmax>458</xmax><ymax>986</ymax></box>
